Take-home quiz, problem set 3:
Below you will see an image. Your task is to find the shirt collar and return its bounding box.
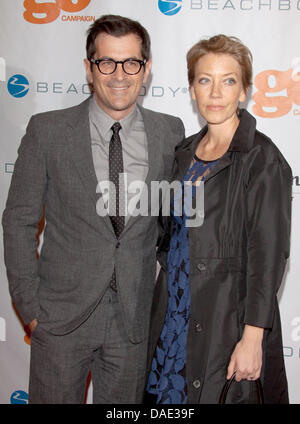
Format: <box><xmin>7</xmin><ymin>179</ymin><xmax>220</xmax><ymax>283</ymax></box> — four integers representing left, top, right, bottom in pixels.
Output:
<box><xmin>89</xmin><ymin>96</ymin><xmax>138</xmax><ymax>143</ymax></box>
<box><xmin>178</xmin><ymin>109</ymin><xmax>257</xmax><ymax>155</ymax></box>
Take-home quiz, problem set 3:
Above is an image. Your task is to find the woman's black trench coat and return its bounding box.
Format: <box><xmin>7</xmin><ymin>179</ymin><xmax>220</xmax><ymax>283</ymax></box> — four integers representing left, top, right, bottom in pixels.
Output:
<box><xmin>147</xmin><ymin>109</ymin><xmax>292</xmax><ymax>404</ymax></box>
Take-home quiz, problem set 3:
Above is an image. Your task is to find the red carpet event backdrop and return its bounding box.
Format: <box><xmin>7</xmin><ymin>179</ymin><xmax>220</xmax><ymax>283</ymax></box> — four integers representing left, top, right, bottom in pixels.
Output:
<box><xmin>0</xmin><ymin>0</ymin><xmax>299</xmax><ymax>404</ymax></box>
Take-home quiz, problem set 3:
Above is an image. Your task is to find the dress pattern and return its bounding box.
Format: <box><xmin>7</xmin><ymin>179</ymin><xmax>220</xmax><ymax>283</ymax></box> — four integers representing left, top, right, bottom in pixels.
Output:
<box><xmin>146</xmin><ymin>155</ymin><xmax>218</xmax><ymax>404</ymax></box>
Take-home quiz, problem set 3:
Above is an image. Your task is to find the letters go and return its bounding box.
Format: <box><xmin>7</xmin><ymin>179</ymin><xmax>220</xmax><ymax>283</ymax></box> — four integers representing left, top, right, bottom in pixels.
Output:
<box><xmin>252</xmin><ymin>67</ymin><xmax>300</xmax><ymax>118</ymax></box>
<box><xmin>23</xmin><ymin>0</ymin><xmax>91</xmax><ymax>24</ymax></box>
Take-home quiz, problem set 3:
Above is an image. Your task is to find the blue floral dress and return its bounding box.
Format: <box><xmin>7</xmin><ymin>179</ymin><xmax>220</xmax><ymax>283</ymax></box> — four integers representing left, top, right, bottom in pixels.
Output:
<box><xmin>146</xmin><ymin>155</ymin><xmax>218</xmax><ymax>404</ymax></box>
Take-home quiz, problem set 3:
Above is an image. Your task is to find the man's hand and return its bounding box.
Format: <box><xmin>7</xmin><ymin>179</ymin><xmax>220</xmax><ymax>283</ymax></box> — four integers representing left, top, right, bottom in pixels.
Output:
<box><xmin>227</xmin><ymin>325</ymin><xmax>264</xmax><ymax>382</ymax></box>
<box><xmin>29</xmin><ymin>318</ymin><xmax>38</xmax><ymax>333</ymax></box>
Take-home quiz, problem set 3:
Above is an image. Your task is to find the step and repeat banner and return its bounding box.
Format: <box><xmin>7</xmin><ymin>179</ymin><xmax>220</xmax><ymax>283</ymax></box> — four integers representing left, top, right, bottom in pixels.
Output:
<box><xmin>0</xmin><ymin>0</ymin><xmax>300</xmax><ymax>404</ymax></box>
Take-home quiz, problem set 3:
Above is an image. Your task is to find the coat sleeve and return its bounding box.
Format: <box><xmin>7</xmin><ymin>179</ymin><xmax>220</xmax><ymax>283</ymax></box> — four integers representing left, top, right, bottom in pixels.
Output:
<box><xmin>244</xmin><ymin>156</ymin><xmax>292</xmax><ymax>329</ymax></box>
<box><xmin>2</xmin><ymin>115</ymin><xmax>47</xmax><ymax>325</ymax></box>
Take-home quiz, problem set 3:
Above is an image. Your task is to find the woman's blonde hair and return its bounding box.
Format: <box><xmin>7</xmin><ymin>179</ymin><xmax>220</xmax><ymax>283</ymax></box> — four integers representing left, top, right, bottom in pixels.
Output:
<box><xmin>187</xmin><ymin>34</ymin><xmax>253</xmax><ymax>91</ymax></box>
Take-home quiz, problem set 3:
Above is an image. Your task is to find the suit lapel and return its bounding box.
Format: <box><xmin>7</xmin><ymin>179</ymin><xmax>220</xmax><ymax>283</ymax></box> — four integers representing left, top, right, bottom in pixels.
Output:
<box><xmin>140</xmin><ymin>105</ymin><xmax>164</xmax><ymax>187</ymax></box>
<box><xmin>67</xmin><ymin>98</ymin><xmax>115</xmax><ymax>236</ymax></box>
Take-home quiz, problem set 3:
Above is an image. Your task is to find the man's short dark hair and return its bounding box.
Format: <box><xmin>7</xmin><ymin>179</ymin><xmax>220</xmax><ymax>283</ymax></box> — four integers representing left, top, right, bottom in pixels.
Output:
<box><xmin>86</xmin><ymin>15</ymin><xmax>151</xmax><ymax>61</ymax></box>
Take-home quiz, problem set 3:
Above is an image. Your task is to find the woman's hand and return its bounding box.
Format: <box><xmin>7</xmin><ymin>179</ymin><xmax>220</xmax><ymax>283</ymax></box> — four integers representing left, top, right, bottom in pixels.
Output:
<box><xmin>227</xmin><ymin>325</ymin><xmax>264</xmax><ymax>382</ymax></box>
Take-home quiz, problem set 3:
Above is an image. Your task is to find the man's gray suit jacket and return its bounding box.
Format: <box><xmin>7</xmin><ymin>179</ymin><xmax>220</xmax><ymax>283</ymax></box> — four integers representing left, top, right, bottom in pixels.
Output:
<box><xmin>2</xmin><ymin>97</ymin><xmax>185</xmax><ymax>343</ymax></box>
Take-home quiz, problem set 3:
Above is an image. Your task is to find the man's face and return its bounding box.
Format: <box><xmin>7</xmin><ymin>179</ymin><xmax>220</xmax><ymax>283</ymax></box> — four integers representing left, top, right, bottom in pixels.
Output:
<box><xmin>84</xmin><ymin>33</ymin><xmax>151</xmax><ymax>120</ymax></box>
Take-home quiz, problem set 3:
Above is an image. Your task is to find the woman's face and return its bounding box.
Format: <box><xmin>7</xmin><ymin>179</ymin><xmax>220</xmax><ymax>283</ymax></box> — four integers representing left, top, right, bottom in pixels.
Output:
<box><xmin>190</xmin><ymin>52</ymin><xmax>246</xmax><ymax>126</ymax></box>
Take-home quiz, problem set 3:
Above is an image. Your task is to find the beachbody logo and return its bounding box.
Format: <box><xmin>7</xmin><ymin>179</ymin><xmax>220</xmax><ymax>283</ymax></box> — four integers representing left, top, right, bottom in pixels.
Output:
<box><xmin>158</xmin><ymin>0</ymin><xmax>183</xmax><ymax>15</ymax></box>
<box><xmin>7</xmin><ymin>74</ymin><xmax>30</xmax><ymax>98</ymax></box>
<box><xmin>10</xmin><ymin>391</ymin><xmax>28</xmax><ymax>404</ymax></box>
<box><xmin>190</xmin><ymin>0</ymin><xmax>300</xmax><ymax>11</ymax></box>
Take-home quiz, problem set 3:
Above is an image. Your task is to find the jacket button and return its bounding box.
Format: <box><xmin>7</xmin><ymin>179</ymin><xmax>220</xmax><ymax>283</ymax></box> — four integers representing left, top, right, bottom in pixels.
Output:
<box><xmin>197</xmin><ymin>263</ymin><xmax>206</xmax><ymax>272</ymax></box>
<box><xmin>193</xmin><ymin>379</ymin><xmax>201</xmax><ymax>389</ymax></box>
<box><xmin>195</xmin><ymin>323</ymin><xmax>203</xmax><ymax>333</ymax></box>
<box><xmin>116</xmin><ymin>242</ymin><xmax>120</xmax><ymax>248</ymax></box>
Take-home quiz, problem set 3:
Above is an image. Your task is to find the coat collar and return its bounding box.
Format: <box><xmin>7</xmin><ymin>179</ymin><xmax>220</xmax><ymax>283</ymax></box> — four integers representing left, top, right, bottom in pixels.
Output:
<box><xmin>66</xmin><ymin>97</ymin><xmax>98</xmax><ymax>204</ymax></box>
<box><xmin>137</xmin><ymin>103</ymin><xmax>164</xmax><ymax>189</ymax></box>
<box><xmin>228</xmin><ymin>109</ymin><xmax>257</xmax><ymax>153</ymax></box>
<box><xmin>66</xmin><ymin>98</ymin><xmax>164</xmax><ymax>186</ymax></box>
<box><xmin>174</xmin><ymin>109</ymin><xmax>257</xmax><ymax>183</ymax></box>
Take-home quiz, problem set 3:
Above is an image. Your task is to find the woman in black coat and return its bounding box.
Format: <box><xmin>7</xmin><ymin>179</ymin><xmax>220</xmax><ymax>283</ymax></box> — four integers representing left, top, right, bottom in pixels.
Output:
<box><xmin>145</xmin><ymin>35</ymin><xmax>292</xmax><ymax>404</ymax></box>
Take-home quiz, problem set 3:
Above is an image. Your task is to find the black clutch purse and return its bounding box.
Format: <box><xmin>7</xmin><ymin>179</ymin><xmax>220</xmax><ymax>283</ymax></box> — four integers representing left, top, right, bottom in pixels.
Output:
<box><xmin>219</xmin><ymin>372</ymin><xmax>264</xmax><ymax>404</ymax></box>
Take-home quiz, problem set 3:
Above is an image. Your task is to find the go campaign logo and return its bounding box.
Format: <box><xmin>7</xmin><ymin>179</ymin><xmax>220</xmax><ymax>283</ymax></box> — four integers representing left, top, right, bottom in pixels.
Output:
<box><xmin>158</xmin><ymin>0</ymin><xmax>183</xmax><ymax>15</ymax></box>
<box><xmin>23</xmin><ymin>0</ymin><xmax>94</xmax><ymax>24</ymax></box>
<box><xmin>252</xmin><ymin>58</ymin><xmax>300</xmax><ymax>118</ymax></box>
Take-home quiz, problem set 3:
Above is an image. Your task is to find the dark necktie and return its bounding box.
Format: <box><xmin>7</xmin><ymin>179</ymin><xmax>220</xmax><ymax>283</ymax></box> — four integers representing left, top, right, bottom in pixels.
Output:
<box><xmin>109</xmin><ymin>122</ymin><xmax>124</xmax><ymax>292</ymax></box>
<box><xmin>109</xmin><ymin>122</ymin><xmax>125</xmax><ymax>237</ymax></box>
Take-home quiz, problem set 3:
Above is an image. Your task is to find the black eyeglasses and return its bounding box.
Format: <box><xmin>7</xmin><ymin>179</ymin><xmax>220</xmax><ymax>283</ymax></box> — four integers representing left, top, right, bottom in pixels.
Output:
<box><xmin>89</xmin><ymin>58</ymin><xmax>146</xmax><ymax>75</ymax></box>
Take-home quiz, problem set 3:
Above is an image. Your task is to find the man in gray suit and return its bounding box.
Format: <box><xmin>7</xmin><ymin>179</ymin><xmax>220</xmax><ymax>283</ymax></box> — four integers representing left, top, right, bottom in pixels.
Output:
<box><xmin>2</xmin><ymin>15</ymin><xmax>184</xmax><ymax>404</ymax></box>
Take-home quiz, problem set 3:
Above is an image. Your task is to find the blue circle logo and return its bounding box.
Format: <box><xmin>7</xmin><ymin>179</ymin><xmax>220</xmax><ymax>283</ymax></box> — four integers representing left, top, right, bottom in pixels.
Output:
<box><xmin>7</xmin><ymin>74</ymin><xmax>29</xmax><ymax>98</ymax></box>
<box><xmin>10</xmin><ymin>390</ymin><xmax>28</xmax><ymax>404</ymax></box>
<box><xmin>158</xmin><ymin>0</ymin><xmax>182</xmax><ymax>16</ymax></box>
